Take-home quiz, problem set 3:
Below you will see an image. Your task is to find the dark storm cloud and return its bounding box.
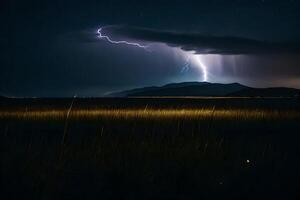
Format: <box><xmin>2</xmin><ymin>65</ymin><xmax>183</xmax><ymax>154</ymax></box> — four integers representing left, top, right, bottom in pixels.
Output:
<box><xmin>100</xmin><ymin>25</ymin><xmax>300</xmax><ymax>55</ymax></box>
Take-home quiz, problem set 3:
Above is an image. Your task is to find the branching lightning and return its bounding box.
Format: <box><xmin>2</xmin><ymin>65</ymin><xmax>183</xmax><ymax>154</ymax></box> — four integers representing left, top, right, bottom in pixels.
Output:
<box><xmin>97</xmin><ymin>27</ymin><xmax>208</xmax><ymax>81</ymax></box>
<box><xmin>97</xmin><ymin>28</ymin><xmax>148</xmax><ymax>49</ymax></box>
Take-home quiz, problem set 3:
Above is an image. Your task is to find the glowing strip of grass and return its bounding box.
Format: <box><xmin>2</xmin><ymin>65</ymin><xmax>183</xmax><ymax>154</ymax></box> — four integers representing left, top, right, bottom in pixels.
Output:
<box><xmin>0</xmin><ymin>109</ymin><xmax>298</xmax><ymax>121</ymax></box>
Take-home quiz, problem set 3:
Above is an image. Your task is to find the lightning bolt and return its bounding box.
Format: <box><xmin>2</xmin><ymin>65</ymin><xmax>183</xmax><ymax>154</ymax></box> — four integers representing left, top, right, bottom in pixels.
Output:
<box><xmin>197</xmin><ymin>57</ymin><xmax>208</xmax><ymax>82</ymax></box>
<box><xmin>97</xmin><ymin>27</ymin><xmax>208</xmax><ymax>81</ymax></box>
<box><xmin>97</xmin><ymin>28</ymin><xmax>148</xmax><ymax>49</ymax></box>
<box><xmin>189</xmin><ymin>54</ymin><xmax>208</xmax><ymax>82</ymax></box>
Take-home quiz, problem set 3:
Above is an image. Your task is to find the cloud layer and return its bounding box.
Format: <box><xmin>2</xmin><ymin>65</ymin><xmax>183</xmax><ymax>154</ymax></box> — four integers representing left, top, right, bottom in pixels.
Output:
<box><xmin>100</xmin><ymin>25</ymin><xmax>300</xmax><ymax>55</ymax></box>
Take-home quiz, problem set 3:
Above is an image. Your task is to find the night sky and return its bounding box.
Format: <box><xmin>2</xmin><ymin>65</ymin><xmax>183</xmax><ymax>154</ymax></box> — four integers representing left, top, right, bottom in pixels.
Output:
<box><xmin>1</xmin><ymin>0</ymin><xmax>300</xmax><ymax>97</ymax></box>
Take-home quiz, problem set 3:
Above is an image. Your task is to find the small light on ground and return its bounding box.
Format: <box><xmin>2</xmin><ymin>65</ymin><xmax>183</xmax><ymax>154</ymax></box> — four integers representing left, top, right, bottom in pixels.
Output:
<box><xmin>246</xmin><ymin>159</ymin><xmax>250</xmax><ymax>163</ymax></box>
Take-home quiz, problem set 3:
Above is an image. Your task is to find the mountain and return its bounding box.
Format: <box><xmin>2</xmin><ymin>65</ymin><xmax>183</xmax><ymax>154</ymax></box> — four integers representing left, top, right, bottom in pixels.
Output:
<box><xmin>109</xmin><ymin>82</ymin><xmax>300</xmax><ymax>97</ymax></box>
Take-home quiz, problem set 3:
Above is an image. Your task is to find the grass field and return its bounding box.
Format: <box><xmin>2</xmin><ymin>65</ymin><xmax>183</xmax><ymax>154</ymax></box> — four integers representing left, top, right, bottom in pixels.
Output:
<box><xmin>1</xmin><ymin>97</ymin><xmax>300</xmax><ymax>199</ymax></box>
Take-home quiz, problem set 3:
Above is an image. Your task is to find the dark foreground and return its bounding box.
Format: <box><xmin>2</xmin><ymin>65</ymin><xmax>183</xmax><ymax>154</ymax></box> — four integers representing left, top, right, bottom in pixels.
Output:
<box><xmin>1</xmin><ymin>97</ymin><xmax>300</xmax><ymax>200</ymax></box>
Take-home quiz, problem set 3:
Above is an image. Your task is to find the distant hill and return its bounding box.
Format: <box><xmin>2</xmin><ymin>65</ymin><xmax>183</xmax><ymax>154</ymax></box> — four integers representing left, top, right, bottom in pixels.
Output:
<box><xmin>229</xmin><ymin>87</ymin><xmax>300</xmax><ymax>97</ymax></box>
<box><xmin>109</xmin><ymin>82</ymin><xmax>300</xmax><ymax>97</ymax></box>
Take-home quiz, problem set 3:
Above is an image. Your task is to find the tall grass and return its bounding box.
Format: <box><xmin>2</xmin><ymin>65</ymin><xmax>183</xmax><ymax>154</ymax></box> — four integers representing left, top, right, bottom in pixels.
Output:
<box><xmin>1</xmin><ymin>98</ymin><xmax>300</xmax><ymax>199</ymax></box>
